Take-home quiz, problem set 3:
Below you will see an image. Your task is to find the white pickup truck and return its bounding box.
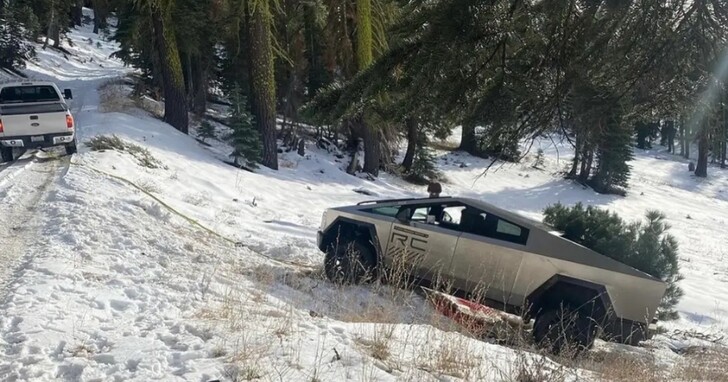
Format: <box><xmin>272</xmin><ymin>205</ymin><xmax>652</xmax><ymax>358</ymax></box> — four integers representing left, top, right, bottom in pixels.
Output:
<box><xmin>0</xmin><ymin>81</ymin><xmax>77</xmax><ymax>163</ymax></box>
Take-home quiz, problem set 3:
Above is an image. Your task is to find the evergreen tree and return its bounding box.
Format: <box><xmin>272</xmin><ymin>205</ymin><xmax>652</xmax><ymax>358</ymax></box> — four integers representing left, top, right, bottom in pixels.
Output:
<box><xmin>0</xmin><ymin>6</ymin><xmax>35</xmax><ymax>73</ymax></box>
<box><xmin>543</xmin><ymin>203</ymin><xmax>684</xmax><ymax>320</ymax></box>
<box><xmin>404</xmin><ymin>133</ymin><xmax>439</xmax><ymax>185</ymax></box>
<box><xmin>248</xmin><ymin>0</ymin><xmax>278</xmax><ymax>170</ymax></box>
<box><xmin>149</xmin><ymin>0</ymin><xmax>189</xmax><ymax>134</ymax></box>
<box><xmin>592</xmin><ymin>113</ymin><xmax>633</xmax><ymax>195</ymax></box>
<box><xmin>196</xmin><ymin>121</ymin><xmax>216</xmax><ymax>143</ymax></box>
<box><xmin>227</xmin><ymin>88</ymin><xmax>261</xmax><ymax>168</ymax></box>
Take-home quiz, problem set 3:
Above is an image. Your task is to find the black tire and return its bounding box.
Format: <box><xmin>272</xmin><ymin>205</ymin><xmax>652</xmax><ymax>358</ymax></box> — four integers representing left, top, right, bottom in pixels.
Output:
<box><xmin>533</xmin><ymin>305</ymin><xmax>596</xmax><ymax>355</ymax></box>
<box><xmin>1</xmin><ymin>147</ymin><xmax>13</xmax><ymax>163</ymax></box>
<box><xmin>324</xmin><ymin>238</ymin><xmax>377</xmax><ymax>285</ymax></box>
<box><xmin>65</xmin><ymin>140</ymin><xmax>77</xmax><ymax>156</ymax></box>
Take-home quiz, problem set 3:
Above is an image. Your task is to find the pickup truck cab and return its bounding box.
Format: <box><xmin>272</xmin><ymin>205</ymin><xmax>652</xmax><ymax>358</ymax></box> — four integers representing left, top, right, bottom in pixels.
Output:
<box><xmin>0</xmin><ymin>81</ymin><xmax>77</xmax><ymax>163</ymax></box>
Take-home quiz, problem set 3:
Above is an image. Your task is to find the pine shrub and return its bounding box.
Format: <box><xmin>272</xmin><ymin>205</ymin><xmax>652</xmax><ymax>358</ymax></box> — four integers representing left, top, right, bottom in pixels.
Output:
<box><xmin>404</xmin><ymin>134</ymin><xmax>441</xmax><ymax>185</ymax></box>
<box><xmin>197</xmin><ymin>121</ymin><xmax>216</xmax><ymax>142</ymax></box>
<box><xmin>532</xmin><ymin>148</ymin><xmax>545</xmax><ymax>169</ymax></box>
<box><xmin>226</xmin><ymin>87</ymin><xmax>261</xmax><ymax>168</ymax></box>
<box><xmin>543</xmin><ymin>203</ymin><xmax>683</xmax><ymax>320</ymax></box>
<box><xmin>592</xmin><ymin>119</ymin><xmax>633</xmax><ymax>195</ymax></box>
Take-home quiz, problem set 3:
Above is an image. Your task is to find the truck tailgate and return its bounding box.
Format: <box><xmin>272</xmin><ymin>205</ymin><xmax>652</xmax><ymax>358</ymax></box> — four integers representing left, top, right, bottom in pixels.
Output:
<box><xmin>0</xmin><ymin>104</ymin><xmax>69</xmax><ymax>137</ymax></box>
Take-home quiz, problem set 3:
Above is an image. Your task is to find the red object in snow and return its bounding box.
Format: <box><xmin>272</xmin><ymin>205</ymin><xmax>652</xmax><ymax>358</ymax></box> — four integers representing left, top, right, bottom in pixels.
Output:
<box><xmin>423</xmin><ymin>287</ymin><xmax>525</xmax><ymax>338</ymax></box>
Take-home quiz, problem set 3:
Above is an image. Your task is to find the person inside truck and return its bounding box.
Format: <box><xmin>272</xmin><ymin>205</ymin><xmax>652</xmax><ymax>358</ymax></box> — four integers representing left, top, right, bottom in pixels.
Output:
<box><xmin>426</xmin><ymin>182</ymin><xmax>445</xmax><ymax>224</ymax></box>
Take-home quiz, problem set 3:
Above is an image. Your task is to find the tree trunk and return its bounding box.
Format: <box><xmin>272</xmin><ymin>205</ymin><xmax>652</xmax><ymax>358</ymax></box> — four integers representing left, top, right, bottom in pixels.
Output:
<box><xmin>402</xmin><ymin>118</ymin><xmax>417</xmax><ymax>171</ymax></box>
<box><xmin>353</xmin><ymin>0</ymin><xmax>380</xmax><ymax>175</ymax></box>
<box><xmin>150</xmin><ymin>3</ymin><xmax>189</xmax><ymax>134</ymax></box>
<box><xmin>248</xmin><ymin>0</ymin><xmax>278</xmax><ymax>170</ymax></box>
<box><xmin>695</xmin><ymin>128</ymin><xmax>709</xmax><ymax>177</ymax></box>
<box><xmin>569</xmin><ymin>132</ymin><xmax>582</xmax><ymax>178</ymax></box>
<box><xmin>192</xmin><ymin>55</ymin><xmax>208</xmax><ymax>116</ymax></box>
<box><xmin>361</xmin><ymin>120</ymin><xmax>380</xmax><ymax>175</ymax></box>
<box><xmin>355</xmin><ymin>0</ymin><xmax>373</xmax><ymax>72</ymax></box>
<box><xmin>93</xmin><ymin>9</ymin><xmax>101</xmax><ymax>33</ymax></box>
<box><xmin>460</xmin><ymin>122</ymin><xmax>477</xmax><ymax>154</ymax></box>
<box><xmin>71</xmin><ymin>0</ymin><xmax>83</xmax><ymax>26</ymax></box>
<box><xmin>52</xmin><ymin>22</ymin><xmax>61</xmax><ymax>48</ymax></box>
<box><xmin>92</xmin><ymin>0</ymin><xmax>107</xmax><ymax>34</ymax></box>
<box><xmin>183</xmin><ymin>52</ymin><xmax>193</xmax><ymax>105</ymax></box>
<box><xmin>665</xmin><ymin>120</ymin><xmax>675</xmax><ymax>154</ymax></box>
<box><xmin>723</xmin><ymin>95</ymin><xmax>728</xmax><ymax>168</ymax></box>
<box><xmin>44</xmin><ymin>1</ymin><xmax>56</xmax><ymax>49</ymax></box>
<box><xmin>578</xmin><ymin>148</ymin><xmax>593</xmax><ymax>183</ymax></box>
<box><xmin>682</xmin><ymin>118</ymin><xmax>690</xmax><ymax>159</ymax></box>
<box><xmin>303</xmin><ymin>2</ymin><xmax>326</xmax><ymax>97</ymax></box>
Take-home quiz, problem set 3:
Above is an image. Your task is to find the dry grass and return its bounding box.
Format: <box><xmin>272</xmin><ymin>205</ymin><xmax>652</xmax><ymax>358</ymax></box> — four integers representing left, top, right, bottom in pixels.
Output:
<box><xmin>584</xmin><ymin>350</ymin><xmax>663</xmax><ymax>382</ymax></box>
<box><xmin>418</xmin><ymin>331</ymin><xmax>480</xmax><ymax>380</ymax></box>
<box><xmin>192</xmin><ymin>244</ymin><xmax>728</xmax><ymax>382</ymax></box>
<box><xmin>85</xmin><ymin>135</ymin><xmax>165</xmax><ymax>169</ymax></box>
<box><xmin>356</xmin><ymin>324</ymin><xmax>396</xmax><ymax>362</ymax></box>
<box><xmin>673</xmin><ymin>346</ymin><xmax>728</xmax><ymax>382</ymax></box>
<box><xmin>137</xmin><ymin>95</ymin><xmax>164</xmax><ymax>118</ymax></box>
<box><xmin>98</xmin><ymin>78</ymin><xmax>165</xmax><ymax>117</ymax></box>
<box><xmin>135</xmin><ymin>178</ymin><xmax>161</xmax><ymax>194</ymax></box>
<box><xmin>578</xmin><ymin>345</ymin><xmax>728</xmax><ymax>382</ymax></box>
<box><xmin>99</xmin><ymin>80</ymin><xmax>135</xmax><ymax>112</ymax></box>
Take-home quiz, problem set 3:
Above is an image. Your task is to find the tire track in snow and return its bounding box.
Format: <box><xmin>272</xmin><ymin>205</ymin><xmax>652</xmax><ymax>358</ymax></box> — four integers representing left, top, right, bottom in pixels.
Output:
<box><xmin>0</xmin><ymin>157</ymin><xmax>67</xmax><ymax>295</ymax></box>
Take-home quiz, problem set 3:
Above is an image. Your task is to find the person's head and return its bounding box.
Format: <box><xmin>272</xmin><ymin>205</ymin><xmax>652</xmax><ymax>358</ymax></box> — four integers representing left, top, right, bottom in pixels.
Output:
<box><xmin>427</xmin><ymin>182</ymin><xmax>442</xmax><ymax>198</ymax></box>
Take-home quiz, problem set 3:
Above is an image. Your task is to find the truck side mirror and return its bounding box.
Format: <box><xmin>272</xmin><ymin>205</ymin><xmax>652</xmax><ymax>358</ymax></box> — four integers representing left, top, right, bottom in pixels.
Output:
<box><xmin>63</xmin><ymin>89</ymin><xmax>73</xmax><ymax>100</ymax></box>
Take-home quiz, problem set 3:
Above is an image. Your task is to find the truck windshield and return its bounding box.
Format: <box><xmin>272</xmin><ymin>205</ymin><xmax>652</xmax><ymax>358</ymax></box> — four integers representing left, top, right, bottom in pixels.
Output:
<box><xmin>0</xmin><ymin>85</ymin><xmax>60</xmax><ymax>104</ymax></box>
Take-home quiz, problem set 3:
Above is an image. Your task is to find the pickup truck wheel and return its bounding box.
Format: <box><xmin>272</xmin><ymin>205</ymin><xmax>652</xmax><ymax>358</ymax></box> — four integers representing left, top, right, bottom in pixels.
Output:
<box><xmin>533</xmin><ymin>305</ymin><xmax>596</xmax><ymax>355</ymax></box>
<box><xmin>65</xmin><ymin>140</ymin><xmax>78</xmax><ymax>155</ymax></box>
<box><xmin>1</xmin><ymin>147</ymin><xmax>13</xmax><ymax>163</ymax></box>
<box><xmin>324</xmin><ymin>239</ymin><xmax>376</xmax><ymax>285</ymax></box>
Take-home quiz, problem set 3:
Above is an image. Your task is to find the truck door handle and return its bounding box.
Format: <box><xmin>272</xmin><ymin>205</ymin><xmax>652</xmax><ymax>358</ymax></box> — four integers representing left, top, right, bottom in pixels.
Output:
<box><xmin>29</xmin><ymin>115</ymin><xmax>38</xmax><ymax>120</ymax></box>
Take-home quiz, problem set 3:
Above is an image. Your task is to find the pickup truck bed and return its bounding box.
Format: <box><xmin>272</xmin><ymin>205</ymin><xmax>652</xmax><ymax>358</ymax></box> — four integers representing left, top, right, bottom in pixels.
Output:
<box><xmin>0</xmin><ymin>82</ymin><xmax>77</xmax><ymax>162</ymax></box>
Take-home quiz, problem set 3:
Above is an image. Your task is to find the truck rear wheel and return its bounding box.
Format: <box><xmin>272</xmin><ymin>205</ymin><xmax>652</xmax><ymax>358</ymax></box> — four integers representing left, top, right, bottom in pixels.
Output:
<box><xmin>1</xmin><ymin>147</ymin><xmax>13</xmax><ymax>163</ymax></box>
<box><xmin>324</xmin><ymin>238</ymin><xmax>376</xmax><ymax>285</ymax></box>
<box><xmin>65</xmin><ymin>140</ymin><xmax>77</xmax><ymax>156</ymax></box>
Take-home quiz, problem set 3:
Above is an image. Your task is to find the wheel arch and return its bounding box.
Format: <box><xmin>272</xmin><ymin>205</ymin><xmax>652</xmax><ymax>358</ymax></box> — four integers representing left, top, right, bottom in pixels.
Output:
<box><xmin>320</xmin><ymin>217</ymin><xmax>383</xmax><ymax>263</ymax></box>
<box><xmin>526</xmin><ymin>275</ymin><xmax>614</xmax><ymax>323</ymax></box>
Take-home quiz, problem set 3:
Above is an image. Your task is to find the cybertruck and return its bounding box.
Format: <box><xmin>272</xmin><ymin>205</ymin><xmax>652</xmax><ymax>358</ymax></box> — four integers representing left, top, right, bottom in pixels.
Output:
<box><xmin>317</xmin><ymin>196</ymin><xmax>666</xmax><ymax>352</ymax></box>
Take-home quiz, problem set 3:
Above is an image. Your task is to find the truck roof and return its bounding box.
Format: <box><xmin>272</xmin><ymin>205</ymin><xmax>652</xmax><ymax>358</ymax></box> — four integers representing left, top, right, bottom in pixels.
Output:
<box><xmin>0</xmin><ymin>81</ymin><xmax>59</xmax><ymax>88</ymax></box>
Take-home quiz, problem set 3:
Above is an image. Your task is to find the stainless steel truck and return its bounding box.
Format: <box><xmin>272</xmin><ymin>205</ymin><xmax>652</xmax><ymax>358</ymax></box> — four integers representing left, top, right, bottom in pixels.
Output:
<box><xmin>317</xmin><ymin>196</ymin><xmax>666</xmax><ymax>352</ymax></box>
<box><xmin>0</xmin><ymin>81</ymin><xmax>77</xmax><ymax>162</ymax></box>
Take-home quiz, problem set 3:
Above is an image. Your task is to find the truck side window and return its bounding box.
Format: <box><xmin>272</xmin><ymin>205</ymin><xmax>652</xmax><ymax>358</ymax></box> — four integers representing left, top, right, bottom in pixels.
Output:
<box><xmin>365</xmin><ymin>206</ymin><xmax>400</xmax><ymax>217</ymax></box>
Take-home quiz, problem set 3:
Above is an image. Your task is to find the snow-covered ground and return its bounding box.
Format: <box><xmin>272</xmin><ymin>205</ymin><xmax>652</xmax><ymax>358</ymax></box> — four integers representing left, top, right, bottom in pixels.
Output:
<box><xmin>0</xmin><ymin>9</ymin><xmax>727</xmax><ymax>382</ymax></box>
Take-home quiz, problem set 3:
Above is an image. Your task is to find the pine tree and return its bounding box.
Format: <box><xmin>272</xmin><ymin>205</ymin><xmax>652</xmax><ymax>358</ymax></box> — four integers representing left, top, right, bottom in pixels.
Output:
<box><xmin>196</xmin><ymin>121</ymin><xmax>216</xmax><ymax>143</ymax></box>
<box><xmin>248</xmin><ymin>0</ymin><xmax>278</xmax><ymax>170</ymax></box>
<box><xmin>227</xmin><ymin>88</ymin><xmax>261</xmax><ymax>168</ymax></box>
<box><xmin>148</xmin><ymin>0</ymin><xmax>189</xmax><ymax>134</ymax></box>
<box><xmin>543</xmin><ymin>203</ymin><xmax>684</xmax><ymax>320</ymax></box>
<box><xmin>592</xmin><ymin>117</ymin><xmax>633</xmax><ymax>195</ymax></box>
<box><xmin>404</xmin><ymin>133</ymin><xmax>439</xmax><ymax>185</ymax></box>
<box><xmin>0</xmin><ymin>6</ymin><xmax>35</xmax><ymax>73</ymax></box>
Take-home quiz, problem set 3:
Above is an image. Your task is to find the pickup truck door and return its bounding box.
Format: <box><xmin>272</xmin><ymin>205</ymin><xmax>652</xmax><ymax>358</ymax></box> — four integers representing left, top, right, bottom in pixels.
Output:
<box><xmin>386</xmin><ymin>207</ymin><xmax>460</xmax><ymax>285</ymax></box>
<box><xmin>448</xmin><ymin>211</ymin><xmax>528</xmax><ymax>305</ymax></box>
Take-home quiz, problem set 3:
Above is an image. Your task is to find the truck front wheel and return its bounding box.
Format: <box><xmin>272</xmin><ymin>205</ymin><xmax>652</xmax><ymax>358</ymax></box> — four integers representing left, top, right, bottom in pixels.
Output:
<box><xmin>324</xmin><ymin>238</ymin><xmax>376</xmax><ymax>285</ymax></box>
<box><xmin>1</xmin><ymin>147</ymin><xmax>13</xmax><ymax>163</ymax></box>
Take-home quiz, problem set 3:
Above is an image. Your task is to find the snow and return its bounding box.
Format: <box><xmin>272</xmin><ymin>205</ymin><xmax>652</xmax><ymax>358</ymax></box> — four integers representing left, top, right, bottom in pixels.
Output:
<box><xmin>0</xmin><ymin>8</ymin><xmax>726</xmax><ymax>382</ymax></box>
